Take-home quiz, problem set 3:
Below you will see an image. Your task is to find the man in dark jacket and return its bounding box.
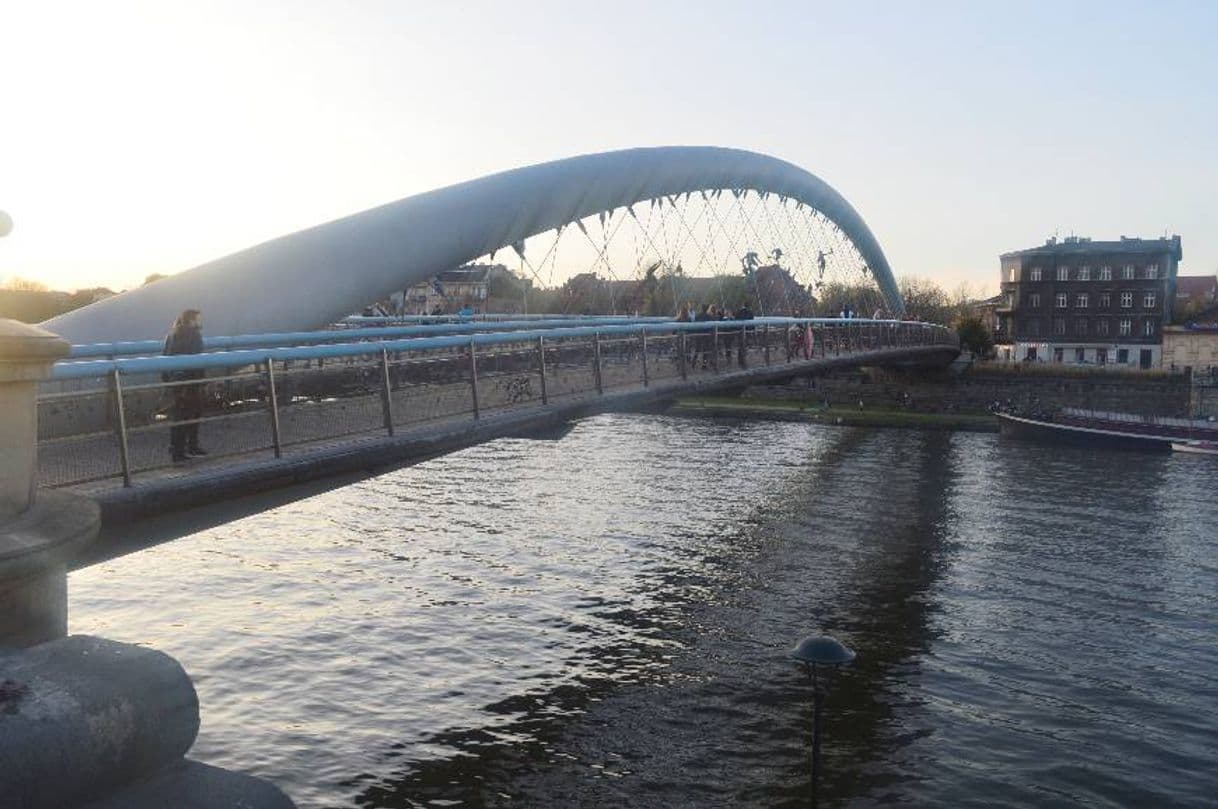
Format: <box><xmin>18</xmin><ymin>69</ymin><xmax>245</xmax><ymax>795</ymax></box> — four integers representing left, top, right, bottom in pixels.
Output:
<box><xmin>164</xmin><ymin>309</ymin><xmax>206</xmax><ymax>461</ymax></box>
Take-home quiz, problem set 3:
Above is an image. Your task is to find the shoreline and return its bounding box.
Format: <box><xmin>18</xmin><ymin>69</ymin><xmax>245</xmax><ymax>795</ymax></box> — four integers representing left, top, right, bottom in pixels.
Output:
<box><xmin>669</xmin><ymin>396</ymin><xmax>999</xmax><ymax>432</ymax></box>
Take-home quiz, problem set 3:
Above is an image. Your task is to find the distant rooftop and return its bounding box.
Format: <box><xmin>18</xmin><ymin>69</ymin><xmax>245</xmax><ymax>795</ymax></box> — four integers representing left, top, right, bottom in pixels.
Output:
<box><xmin>1001</xmin><ymin>234</ymin><xmax>1182</xmax><ymax>261</ymax></box>
<box><xmin>1176</xmin><ymin>275</ymin><xmax>1217</xmax><ymax>299</ymax></box>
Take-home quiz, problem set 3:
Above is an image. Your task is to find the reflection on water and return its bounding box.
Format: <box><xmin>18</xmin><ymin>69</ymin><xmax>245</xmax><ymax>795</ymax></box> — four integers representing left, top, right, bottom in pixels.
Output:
<box><xmin>69</xmin><ymin>415</ymin><xmax>1218</xmax><ymax>808</ymax></box>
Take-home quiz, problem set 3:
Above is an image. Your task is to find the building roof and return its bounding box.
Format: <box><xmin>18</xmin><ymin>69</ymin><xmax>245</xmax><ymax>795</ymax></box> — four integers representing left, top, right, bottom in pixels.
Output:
<box><xmin>436</xmin><ymin>264</ymin><xmax>493</xmax><ymax>284</ymax></box>
<box><xmin>1001</xmin><ymin>235</ymin><xmax>1182</xmax><ymax>261</ymax></box>
<box><xmin>1175</xmin><ymin>275</ymin><xmax>1217</xmax><ymax>299</ymax></box>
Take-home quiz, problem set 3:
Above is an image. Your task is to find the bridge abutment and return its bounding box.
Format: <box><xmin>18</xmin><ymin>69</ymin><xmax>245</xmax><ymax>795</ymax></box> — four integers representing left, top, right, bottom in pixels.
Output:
<box><xmin>0</xmin><ymin>320</ymin><xmax>96</xmax><ymax>647</ymax></box>
<box><xmin>0</xmin><ymin>319</ymin><xmax>294</xmax><ymax>808</ymax></box>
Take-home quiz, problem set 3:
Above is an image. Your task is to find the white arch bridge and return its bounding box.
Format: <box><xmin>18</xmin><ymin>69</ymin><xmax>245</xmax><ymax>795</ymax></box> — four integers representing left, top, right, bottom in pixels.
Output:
<box><xmin>45</xmin><ymin>146</ymin><xmax>906</xmax><ymax>344</ymax></box>
<box><xmin>31</xmin><ymin>148</ymin><xmax>959</xmax><ymax>537</ymax></box>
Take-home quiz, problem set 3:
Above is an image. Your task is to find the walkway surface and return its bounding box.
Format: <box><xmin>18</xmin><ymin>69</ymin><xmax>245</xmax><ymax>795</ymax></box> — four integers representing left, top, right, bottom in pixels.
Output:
<box><xmin>41</xmin><ymin>339</ymin><xmax>958</xmax><ymax>539</ymax></box>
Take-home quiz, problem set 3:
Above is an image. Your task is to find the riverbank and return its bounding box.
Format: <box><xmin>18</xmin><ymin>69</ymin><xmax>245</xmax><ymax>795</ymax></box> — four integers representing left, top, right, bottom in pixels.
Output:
<box><xmin>670</xmin><ymin>396</ymin><xmax>999</xmax><ymax>432</ymax></box>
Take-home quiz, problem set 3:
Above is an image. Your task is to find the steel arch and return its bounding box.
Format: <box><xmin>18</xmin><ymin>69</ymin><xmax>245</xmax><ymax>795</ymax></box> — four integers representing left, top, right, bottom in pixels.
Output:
<box><xmin>43</xmin><ymin>146</ymin><xmax>903</xmax><ymax>343</ymax></box>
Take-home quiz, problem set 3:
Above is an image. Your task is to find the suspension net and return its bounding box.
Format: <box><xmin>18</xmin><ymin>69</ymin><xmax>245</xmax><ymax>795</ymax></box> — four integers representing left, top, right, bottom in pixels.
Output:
<box><xmin>394</xmin><ymin>189</ymin><xmax>891</xmax><ymax>319</ymax></box>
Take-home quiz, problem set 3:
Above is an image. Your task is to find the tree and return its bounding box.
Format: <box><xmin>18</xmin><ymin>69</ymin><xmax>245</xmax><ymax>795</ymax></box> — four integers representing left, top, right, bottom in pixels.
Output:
<box><xmin>1</xmin><ymin>276</ymin><xmax>48</xmax><ymax>292</ymax></box>
<box><xmin>956</xmin><ymin>316</ymin><xmax>994</xmax><ymax>356</ymax></box>
<box><xmin>753</xmin><ymin>263</ymin><xmax>813</xmax><ymax>315</ymax></box>
<box><xmin>143</xmin><ymin>273</ymin><xmax>169</xmax><ymax>286</ymax></box>
<box><xmin>898</xmin><ymin>276</ymin><xmax>954</xmax><ymax>324</ymax></box>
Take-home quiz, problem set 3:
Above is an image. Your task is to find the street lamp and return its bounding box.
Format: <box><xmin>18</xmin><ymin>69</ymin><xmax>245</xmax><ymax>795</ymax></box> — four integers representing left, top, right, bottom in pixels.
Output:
<box><xmin>792</xmin><ymin>634</ymin><xmax>855</xmax><ymax>807</ymax></box>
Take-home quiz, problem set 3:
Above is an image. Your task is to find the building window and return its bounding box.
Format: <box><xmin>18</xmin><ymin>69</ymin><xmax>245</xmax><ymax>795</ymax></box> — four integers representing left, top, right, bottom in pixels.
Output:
<box><xmin>1121</xmin><ymin>291</ymin><xmax>1133</xmax><ymax>308</ymax></box>
<box><xmin>1123</xmin><ymin>265</ymin><xmax>1135</xmax><ymax>280</ymax></box>
<box><xmin>1026</xmin><ymin>318</ymin><xmax>1040</xmax><ymax>337</ymax></box>
<box><xmin>1097</xmin><ymin>318</ymin><xmax>1109</xmax><ymax>336</ymax></box>
<box><xmin>1053</xmin><ymin>347</ymin><xmax>1065</xmax><ymax>363</ymax></box>
<box><xmin>1119</xmin><ymin>318</ymin><xmax>1132</xmax><ymax>336</ymax></box>
<box><xmin>1145</xmin><ymin>264</ymin><xmax>1158</xmax><ymax>279</ymax></box>
<box><xmin>1007</xmin><ymin>267</ymin><xmax>1016</xmax><ymax>282</ymax></box>
<box><xmin>1117</xmin><ymin>348</ymin><xmax>1129</xmax><ymax>364</ymax></box>
<box><xmin>1029</xmin><ymin>293</ymin><xmax>1040</xmax><ymax>308</ymax></box>
<box><xmin>1078</xmin><ymin>266</ymin><xmax>1091</xmax><ymax>281</ymax></box>
<box><xmin>1099</xmin><ymin>292</ymin><xmax>1111</xmax><ymax>308</ymax></box>
<box><xmin>1057</xmin><ymin>293</ymin><xmax>1068</xmax><ymax>308</ymax></box>
<box><xmin>1057</xmin><ymin>267</ymin><xmax>1069</xmax><ymax>281</ymax></box>
<box><xmin>1076</xmin><ymin>293</ymin><xmax>1089</xmax><ymax>308</ymax></box>
<box><xmin>1054</xmin><ymin>317</ymin><xmax>1066</xmax><ymax>336</ymax></box>
<box><xmin>1100</xmin><ymin>266</ymin><xmax>1112</xmax><ymax>281</ymax></box>
<box><xmin>1075</xmin><ymin>347</ymin><xmax>1086</xmax><ymax>362</ymax></box>
<box><xmin>1144</xmin><ymin>320</ymin><xmax>1155</xmax><ymax>337</ymax></box>
<box><xmin>1030</xmin><ymin>267</ymin><xmax>1042</xmax><ymax>282</ymax></box>
<box><xmin>1097</xmin><ymin>348</ymin><xmax>1108</xmax><ymax>365</ymax></box>
<box><xmin>1076</xmin><ymin>319</ymin><xmax>1088</xmax><ymax>336</ymax></box>
<box><xmin>1143</xmin><ymin>292</ymin><xmax>1156</xmax><ymax>308</ymax></box>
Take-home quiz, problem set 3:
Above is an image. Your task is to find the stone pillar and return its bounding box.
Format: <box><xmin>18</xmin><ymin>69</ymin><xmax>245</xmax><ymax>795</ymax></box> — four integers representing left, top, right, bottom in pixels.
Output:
<box><xmin>0</xmin><ymin>320</ymin><xmax>99</xmax><ymax>647</ymax></box>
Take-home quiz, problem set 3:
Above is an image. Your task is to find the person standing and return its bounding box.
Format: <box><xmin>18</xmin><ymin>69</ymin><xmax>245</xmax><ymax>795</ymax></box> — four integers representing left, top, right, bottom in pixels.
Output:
<box><xmin>163</xmin><ymin>309</ymin><xmax>207</xmax><ymax>462</ymax></box>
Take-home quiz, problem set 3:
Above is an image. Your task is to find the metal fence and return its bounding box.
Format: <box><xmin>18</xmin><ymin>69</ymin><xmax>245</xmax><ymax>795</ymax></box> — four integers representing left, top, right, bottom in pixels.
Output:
<box><xmin>37</xmin><ymin>319</ymin><xmax>957</xmax><ymax>489</ymax></box>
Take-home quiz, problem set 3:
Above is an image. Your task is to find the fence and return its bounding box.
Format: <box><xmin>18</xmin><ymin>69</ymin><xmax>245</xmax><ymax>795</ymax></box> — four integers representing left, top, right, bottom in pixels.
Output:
<box><xmin>37</xmin><ymin>319</ymin><xmax>957</xmax><ymax>488</ymax></box>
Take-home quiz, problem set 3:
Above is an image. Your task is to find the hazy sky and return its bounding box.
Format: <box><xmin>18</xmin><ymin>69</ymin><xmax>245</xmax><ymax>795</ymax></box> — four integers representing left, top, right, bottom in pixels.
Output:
<box><xmin>2</xmin><ymin>0</ymin><xmax>1215</xmax><ymax>294</ymax></box>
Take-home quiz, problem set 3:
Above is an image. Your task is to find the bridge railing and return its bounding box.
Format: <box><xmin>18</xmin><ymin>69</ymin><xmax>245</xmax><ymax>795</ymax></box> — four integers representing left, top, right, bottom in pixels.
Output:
<box><xmin>37</xmin><ymin>319</ymin><xmax>957</xmax><ymax>489</ymax></box>
<box><xmin>64</xmin><ymin>315</ymin><xmax>674</xmax><ymax>359</ymax></box>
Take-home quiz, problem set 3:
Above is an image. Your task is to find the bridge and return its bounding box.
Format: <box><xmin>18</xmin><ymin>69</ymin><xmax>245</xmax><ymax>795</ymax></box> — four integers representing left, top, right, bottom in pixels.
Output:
<box><xmin>28</xmin><ymin>145</ymin><xmax>958</xmax><ymax>536</ymax></box>
<box><xmin>4</xmin><ymin>146</ymin><xmax>957</xmax><ymax>807</ymax></box>
<box><xmin>39</xmin><ymin>316</ymin><xmax>956</xmax><ymax>536</ymax></box>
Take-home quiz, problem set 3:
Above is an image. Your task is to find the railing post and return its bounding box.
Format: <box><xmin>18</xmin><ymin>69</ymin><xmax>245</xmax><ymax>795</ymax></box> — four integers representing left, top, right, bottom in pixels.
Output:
<box><xmin>679</xmin><ymin>331</ymin><xmax>688</xmax><ymax>380</ymax></box>
<box><xmin>469</xmin><ymin>337</ymin><xmax>480</xmax><ymax>419</ymax></box>
<box><xmin>763</xmin><ymin>324</ymin><xmax>771</xmax><ymax>366</ymax></box>
<box><xmin>593</xmin><ymin>332</ymin><xmax>604</xmax><ymax>395</ymax></box>
<box><xmin>537</xmin><ymin>335</ymin><xmax>548</xmax><ymax>405</ymax></box>
<box><xmin>712</xmin><ymin>324</ymin><xmax>720</xmax><ymax>374</ymax></box>
<box><xmin>640</xmin><ymin>329</ymin><xmax>650</xmax><ymax>388</ymax></box>
<box><xmin>380</xmin><ymin>347</ymin><xmax>394</xmax><ymax>436</ymax></box>
<box><xmin>265</xmin><ymin>357</ymin><xmax>282</xmax><ymax>458</ymax></box>
<box><xmin>110</xmin><ymin>368</ymin><xmax>132</xmax><ymax>487</ymax></box>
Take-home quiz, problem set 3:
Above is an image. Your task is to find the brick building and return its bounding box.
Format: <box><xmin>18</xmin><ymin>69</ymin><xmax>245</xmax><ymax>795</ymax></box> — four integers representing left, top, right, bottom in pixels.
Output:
<box><xmin>995</xmin><ymin>235</ymin><xmax>1183</xmax><ymax>369</ymax></box>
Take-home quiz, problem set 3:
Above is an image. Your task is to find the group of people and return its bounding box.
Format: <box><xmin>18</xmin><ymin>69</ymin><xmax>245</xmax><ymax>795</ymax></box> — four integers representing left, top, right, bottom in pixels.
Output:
<box><xmin>673</xmin><ymin>301</ymin><xmax>756</xmax><ymax>369</ymax></box>
<box><xmin>673</xmin><ymin>301</ymin><xmax>755</xmax><ymax>324</ymax></box>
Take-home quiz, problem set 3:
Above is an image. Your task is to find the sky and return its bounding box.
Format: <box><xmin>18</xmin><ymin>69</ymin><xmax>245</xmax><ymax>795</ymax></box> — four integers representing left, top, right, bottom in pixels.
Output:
<box><xmin>2</xmin><ymin>0</ymin><xmax>1216</xmax><ymax>295</ymax></box>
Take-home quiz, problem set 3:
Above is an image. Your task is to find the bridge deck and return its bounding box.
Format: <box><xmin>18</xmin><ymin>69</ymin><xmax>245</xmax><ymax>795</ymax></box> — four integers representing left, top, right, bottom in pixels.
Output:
<box><xmin>43</xmin><ymin>339</ymin><xmax>956</xmax><ymax>548</ymax></box>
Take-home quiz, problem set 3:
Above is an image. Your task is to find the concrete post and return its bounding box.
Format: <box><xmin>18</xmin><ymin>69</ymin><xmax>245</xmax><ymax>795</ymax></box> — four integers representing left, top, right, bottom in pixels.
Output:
<box><xmin>0</xmin><ymin>320</ymin><xmax>99</xmax><ymax>647</ymax></box>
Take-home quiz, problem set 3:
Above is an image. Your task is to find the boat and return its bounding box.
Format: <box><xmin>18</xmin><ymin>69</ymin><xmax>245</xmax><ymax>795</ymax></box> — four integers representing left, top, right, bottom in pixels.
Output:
<box><xmin>997</xmin><ymin>408</ymin><xmax>1218</xmax><ymax>452</ymax></box>
<box><xmin>1171</xmin><ymin>440</ymin><xmax>1218</xmax><ymax>455</ymax></box>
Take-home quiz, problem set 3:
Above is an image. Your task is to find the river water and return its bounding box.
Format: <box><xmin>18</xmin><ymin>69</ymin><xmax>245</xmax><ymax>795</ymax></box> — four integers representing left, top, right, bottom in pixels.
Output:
<box><xmin>69</xmin><ymin>414</ymin><xmax>1218</xmax><ymax>808</ymax></box>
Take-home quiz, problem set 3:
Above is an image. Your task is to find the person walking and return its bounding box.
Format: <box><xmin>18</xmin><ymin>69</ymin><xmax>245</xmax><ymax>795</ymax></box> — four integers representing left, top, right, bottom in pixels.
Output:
<box><xmin>163</xmin><ymin>309</ymin><xmax>207</xmax><ymax>462</ymax></box>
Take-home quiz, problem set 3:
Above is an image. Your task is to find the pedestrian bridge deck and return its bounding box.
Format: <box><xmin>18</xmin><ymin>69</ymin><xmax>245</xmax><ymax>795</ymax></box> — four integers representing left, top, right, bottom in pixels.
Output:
<box><xmin>38</xmin><ymin>320</ymin><xmax>957</xmax><ymax>533</ymax></box>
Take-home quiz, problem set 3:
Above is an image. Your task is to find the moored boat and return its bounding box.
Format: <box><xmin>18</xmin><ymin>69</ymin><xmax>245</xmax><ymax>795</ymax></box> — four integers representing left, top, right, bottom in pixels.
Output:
<box><xmin>1171</xmin><ymin>440</ymin><xmax>1218</xmax><ymax>455</ymax></box>
<box><xmin>997</xmin><ymin>412</ymin><xmax>1174</xmax><ymax>451</ymax></box>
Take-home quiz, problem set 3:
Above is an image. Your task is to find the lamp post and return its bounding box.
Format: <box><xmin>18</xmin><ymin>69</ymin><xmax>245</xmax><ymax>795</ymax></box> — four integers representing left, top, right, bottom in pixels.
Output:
<box><xmin>792</xmin><ymin>634</ymin><xmax>855</xmax><ymax>807</ymax></box>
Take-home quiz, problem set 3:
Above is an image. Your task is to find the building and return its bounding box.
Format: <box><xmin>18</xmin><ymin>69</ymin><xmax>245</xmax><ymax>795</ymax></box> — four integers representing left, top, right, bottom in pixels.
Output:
<box><xmin>1162</xmin><ymin>306</ymin><xmax>1218</xmax><ymax>373</ymax></box>
<box><xmin>1174</xmin><ymin>274</ymin><xmax>1217</xmax><ymax>321</ymax></box>
<box><xmin>401</xmin><ymin>264</ymin><xmax>499</xmax><ymax>314</ymax></box>
<box><xmin>996</xmin><ymin>235</ymin><xmax>1183</xmax><ymax>369</ymax></box>
<box><xmin>972</xmin><ymin>294</ymin><xmax>1004</xmax><ymax>342</ymax></box>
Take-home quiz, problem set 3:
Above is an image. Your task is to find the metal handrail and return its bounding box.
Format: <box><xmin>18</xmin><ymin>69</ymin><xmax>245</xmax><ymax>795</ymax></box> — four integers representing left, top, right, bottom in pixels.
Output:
<box><xmin>66</xmin><ymin>316</ymin><xmax>677</xmax><ymax>358</ymax></box>
<box><xmin>54</xmin><ymin>318</ymin><xmax>952</xmax><ymax>380</ymax></box>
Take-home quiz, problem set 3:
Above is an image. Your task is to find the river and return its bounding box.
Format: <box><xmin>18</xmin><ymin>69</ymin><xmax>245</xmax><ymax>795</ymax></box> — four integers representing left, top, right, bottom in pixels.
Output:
<box><xmin>69</xmin><ymin>414</ymin><xmax>1218</xmax><ymax>808</ymax></box>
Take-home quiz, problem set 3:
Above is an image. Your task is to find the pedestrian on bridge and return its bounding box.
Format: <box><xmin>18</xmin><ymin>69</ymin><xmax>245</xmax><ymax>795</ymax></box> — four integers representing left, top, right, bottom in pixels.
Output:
<box><xmin>163</xmin><ymin>309</ymin><xmax>208</xmax><ymax>462</ymax></box>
